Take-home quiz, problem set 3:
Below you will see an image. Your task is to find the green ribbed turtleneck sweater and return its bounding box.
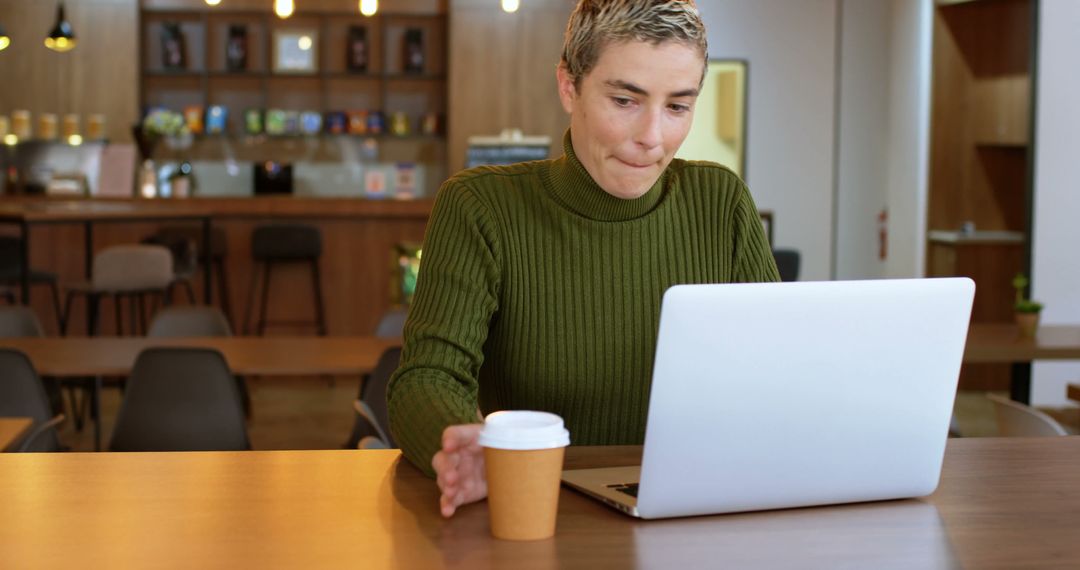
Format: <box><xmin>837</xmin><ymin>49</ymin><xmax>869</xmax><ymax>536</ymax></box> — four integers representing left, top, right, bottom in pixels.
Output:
<box><xmin>387</xmin><ymin>132</ymin><xmax>779</xmax><ymax>475</ymax></box>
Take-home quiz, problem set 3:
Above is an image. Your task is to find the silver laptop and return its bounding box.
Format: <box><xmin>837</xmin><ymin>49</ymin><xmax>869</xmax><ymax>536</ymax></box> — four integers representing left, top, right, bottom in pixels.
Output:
<box><xmin>561</xmin><ymin>278</ymin><xmax>974</xmax><ymax>519</ymax></box>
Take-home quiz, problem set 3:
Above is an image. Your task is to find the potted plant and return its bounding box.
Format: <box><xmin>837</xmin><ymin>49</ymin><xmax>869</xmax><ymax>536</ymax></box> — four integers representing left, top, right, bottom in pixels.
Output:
<box><xmin>1012</xmin><ymin>273</ymin><xmax>1043</xmax><ymax>338</ymax></box>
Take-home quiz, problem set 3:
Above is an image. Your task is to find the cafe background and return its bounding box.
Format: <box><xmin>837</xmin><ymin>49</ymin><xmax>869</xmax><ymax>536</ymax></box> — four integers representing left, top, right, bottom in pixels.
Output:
<box><xmin>0</xmin><ymin>0</ymin><xmax>1079</xmax><ymax>407</ymax></box>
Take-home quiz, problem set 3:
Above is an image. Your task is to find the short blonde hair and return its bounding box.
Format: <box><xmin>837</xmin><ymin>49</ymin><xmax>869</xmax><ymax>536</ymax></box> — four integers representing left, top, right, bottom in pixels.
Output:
<box><xmin>560</xmin><ymin>0</ymin><xmax>708</xmax><ymax>88</ymax></box>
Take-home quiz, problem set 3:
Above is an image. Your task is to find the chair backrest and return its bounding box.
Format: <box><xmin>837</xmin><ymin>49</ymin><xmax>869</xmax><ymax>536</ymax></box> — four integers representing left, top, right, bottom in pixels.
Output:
<box><xmin>772</xmin><ymin>248</ymin><xmax>801</xmax><ymax>282</ymax></box>
<box><xmin>0</xmin><ymin>349</ymin><xmax>62</xmax><ymax>451</ymax></box>
<box><xmin>148</xmin><ymin>306</ymin><xmax>232</xmax><ymax>337</ymax></box>
<box><xmin>109</xmin><ymin>348</ymin><xmax>251</xmax><ymax>451</ymax></box>
<box><xmin>374</xmin><ymin>308</ymin><xmax>407</xmax><ymax>339</ymax></box>
<box><xmin>361</xmin><ymin>346</ymin><xmax>402</xmax><ymax>448</ymax></box>
<box><xmin>987</xmin><ymin>393</ymin><xmax>1068</xmax><ymax>437</ymax></box>
<box><xmin>92</xmin><ymin>244</ymin><xmax>174</xmax><ymax>292</ymax></box>
<box><xmin>0</xmin><ymin>236</ymin><xmax>24</xmax><ymax>275</ymax></box>
<box><xmin>0</xmin><ymin>306</ymin><xmax>45</xmax><ymax>337</ymax></box>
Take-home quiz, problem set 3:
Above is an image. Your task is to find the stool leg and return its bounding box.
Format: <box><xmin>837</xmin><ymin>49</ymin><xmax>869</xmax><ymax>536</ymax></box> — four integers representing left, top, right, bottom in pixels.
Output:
<box><xmin>257</xmin><ymin>261</ymin><xmax>273</xmax><ymax>336</ymax></box>
<box><xmin>137</xmin><ymin>293</ymin><xmax>148</xmax><ymax>335</ymax></box>
<box><xmin>87</xmin><ymin>293</ymin><xmax>100</xmax><ymax>336</ymax></box>
<box><xmin>216</xmin><ymin>258</ymin><xmax>234</xmax><ymax>333</ymax></box>
<box><xmin>311</xmin><ymin>259</ymin><xmax>327</xmax><ymax>336</ymax></box>
<box><xmin>242</xmin><ymin>261</ymin><xmax>261</xmax><ymax>335</ymax></box>
<box><xmin>47</xmin><ymin>280</ymin><xmax>63</xmax><ymax>333</ymax></box>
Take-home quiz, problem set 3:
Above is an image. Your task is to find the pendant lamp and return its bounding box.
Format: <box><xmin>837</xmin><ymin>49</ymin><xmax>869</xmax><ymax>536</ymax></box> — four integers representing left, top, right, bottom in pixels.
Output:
<box><xmin>45</xmin><ymin>1</ymin><xmax>76</xmax><ymax>52</ymax></box>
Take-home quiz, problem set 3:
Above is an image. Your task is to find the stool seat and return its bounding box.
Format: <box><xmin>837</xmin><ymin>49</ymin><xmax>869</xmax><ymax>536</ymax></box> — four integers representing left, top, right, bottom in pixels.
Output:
<box><xmin>252</xmin><ymin>225</ymin><xmax>322</xmax><ymax>260</ymax></box>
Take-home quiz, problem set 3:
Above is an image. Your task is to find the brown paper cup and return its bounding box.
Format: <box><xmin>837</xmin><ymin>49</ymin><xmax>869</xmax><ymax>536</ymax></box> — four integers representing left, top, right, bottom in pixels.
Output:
<box><xmin>484</xmin><ymin>446</ymin><xmax>566</xmax><ymax>541</ymax></box>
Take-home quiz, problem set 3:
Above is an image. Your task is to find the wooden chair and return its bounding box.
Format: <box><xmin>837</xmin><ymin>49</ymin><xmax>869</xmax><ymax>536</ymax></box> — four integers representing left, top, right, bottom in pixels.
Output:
<box><xmin>986</xmin><ymin>393</ymin><xmax>1068</xmax><ymax>437</ymax></box>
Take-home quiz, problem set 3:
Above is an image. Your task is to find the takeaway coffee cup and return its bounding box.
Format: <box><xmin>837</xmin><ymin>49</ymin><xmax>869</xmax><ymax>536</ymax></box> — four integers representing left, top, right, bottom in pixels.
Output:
<box><xmin>479</xmin><ymin>411</ymin><xmax>570</xmax><ymax>541</ymax></box>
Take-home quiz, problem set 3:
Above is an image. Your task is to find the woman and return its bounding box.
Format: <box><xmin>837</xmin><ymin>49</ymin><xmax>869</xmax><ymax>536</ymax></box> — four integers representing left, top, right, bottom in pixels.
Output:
<box><xmin>387</xmin><ymin>0</ymin><xmax>778</xmax><ymax>517</ymax></box>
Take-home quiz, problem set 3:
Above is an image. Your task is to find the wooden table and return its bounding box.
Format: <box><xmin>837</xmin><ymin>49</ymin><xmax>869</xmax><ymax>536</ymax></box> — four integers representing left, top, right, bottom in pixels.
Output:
<box><xmin>0</xmin><ymin>200</ymin><xmax>214</xmax><ymax>303</ymax></box>
<box><xmin>0</xmin><ymin>336</ymin><xmax>399</xmax><ymax>450</ymax></box>
<box><xmin>0</xmin><ymin>438</ymin><xmax>1076</xmax><ymax>568</ymax></box>
<box><xmin>0</xmin><ymin>417</ymin><xmax>32</xmax><ymax>452</ymax></box>
<box><xmin>965</xmin><ymin>323</ymin><xmax>1080</xmax><ymax>403</ymax></box>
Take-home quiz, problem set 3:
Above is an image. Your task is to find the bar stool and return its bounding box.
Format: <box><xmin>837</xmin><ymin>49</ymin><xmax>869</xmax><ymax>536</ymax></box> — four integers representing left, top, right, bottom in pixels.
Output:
<box><xmin>144</xmin><ymin>225</ymin><xmax>234</xmax><ymax>331</ymax></box>
<box><xmin>0</xmin><ymin>236</ymin><xmax>64</xmax><ymax>332</ymax></box>
<box><xmin>243</xmin><ymin>224</ymin><xmax>327</xmax><ymax>336</ymax></box>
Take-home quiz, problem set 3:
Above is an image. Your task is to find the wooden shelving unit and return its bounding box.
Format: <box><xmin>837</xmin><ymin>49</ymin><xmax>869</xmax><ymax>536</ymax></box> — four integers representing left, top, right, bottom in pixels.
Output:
<box><xmin>138</xmin><ymin>6</ymin><xmax>448</xmax><ymax>190</ymax></box>
<box><xmin>927</xmin><ymin>0</ymin><xmax>1037</xmax><ymax>389</ymax></box>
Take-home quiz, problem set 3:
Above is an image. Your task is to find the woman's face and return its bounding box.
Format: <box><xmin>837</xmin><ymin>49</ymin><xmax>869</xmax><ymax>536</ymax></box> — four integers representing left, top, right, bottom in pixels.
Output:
<box><xmin>558</xmin><ymin>40</ymin><xmax>703</xmax><ymax>200</ymax></box>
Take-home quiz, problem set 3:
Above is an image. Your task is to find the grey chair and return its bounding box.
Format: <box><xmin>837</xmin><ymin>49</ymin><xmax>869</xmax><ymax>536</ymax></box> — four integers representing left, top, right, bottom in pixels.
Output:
<box><xmin>987</xmin><ymin>393</ymin><xmax>1068</xmax><ymax>437</ymax></box>
<box><xmin>0</xmin><ymin>349</ymin><xmax>66</xmax><ymax>452</ymax></box>
<box><xmin>63</xmin><ymin>244</ymin><xmax>175</xmax><ymax>336</ymax></box>
<box><xmin>143</xmin><ymin>225</ymin><xmax>234</xmax><ymax>330</ymax></box>
<box><xmin>0</xmin><ymin>236</ymin><xmax>64</xmax><ymax>331</ymax></box>
<box><xmin>344</xmin><ymin>346</ymin><xmax>401</xmax><ymax>449</ymax></box>
<box><xmin>146</xmin><ymin>306</ymin><xmax>250</xmax><ymax>417</ymax></box>
<box><xmin>0</xmin><ymin>305</ymin><xmax>46</xmax><ymax>337</ymax></box>
<box><xmin>148</xmin><ymin>306</ymin><xmax>233</xmax><ymax>337</ymax></box>
<box><xmin>109</xmin><ymin>347</ymin><xmax>251</xmax><ymax>451</ymax></box>
<box><xmin>374</xmin><ymin>307</ymin><xmax>407</xmax><ymax>339</ymax></box>
<box><xmin>772</xmin><ymin>248</ymin><xmax>801</xmax><ymax>282</ymax></box>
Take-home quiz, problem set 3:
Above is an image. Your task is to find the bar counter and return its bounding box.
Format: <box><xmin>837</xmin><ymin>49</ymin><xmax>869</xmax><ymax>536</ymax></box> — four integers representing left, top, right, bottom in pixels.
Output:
<box><xmin>0</xmin><ymin>196</ymin><xmax>435</xmax><ymax>335</ymax></box>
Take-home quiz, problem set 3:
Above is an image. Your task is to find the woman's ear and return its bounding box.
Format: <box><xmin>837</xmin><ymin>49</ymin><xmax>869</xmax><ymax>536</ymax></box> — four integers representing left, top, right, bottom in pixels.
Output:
<box><xmin>556</xmin><ymin>65</ymin><xmax>577</xmax><ymax>115</ymax></box>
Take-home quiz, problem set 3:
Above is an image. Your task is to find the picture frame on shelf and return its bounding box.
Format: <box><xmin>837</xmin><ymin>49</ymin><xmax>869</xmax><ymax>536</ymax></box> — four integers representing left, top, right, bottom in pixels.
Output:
<box><xmin>161</xmin><ymin>22</ymin><xmax>187</xmax><ymax>70</ymax></box>
<box><xmin>272</xmin><ymin>29</ymin><xmax>319</xmax><ymax>74</ymax></box>
<box><xmin>346</xmin><ymin>26</ymin><xmax>369</xmax><ymax>73</ymax></box>
<box><xmin>226</xmin><ymin>25</ymin><xmax>249</xmax><ymax>72</ymax></box>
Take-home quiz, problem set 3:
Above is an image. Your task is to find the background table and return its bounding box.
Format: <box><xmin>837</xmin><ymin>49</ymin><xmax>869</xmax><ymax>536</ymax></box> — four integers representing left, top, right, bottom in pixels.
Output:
<box><xmin>964</xmin><ymin>324</ymin><xmax>1080</xmax><ymax>403</ymax></box>
<box><xmin>0</xmin><ymin>417</ymin><xmax>32</xmax><ymax>452</ymax></box>
<box><xmin>0</xmin><ymin>336</ymin><xmax>399</xmax><ymax>450</ymax></box>
<box><xmin>0</xmin><ymin>200</ymin><xmax>214</xmax><ymax>304</ymax></box>
<box><xmin>1</xmin><ymin>438</ymin><xmax>1078</xmax><ymax>568</ymax></box>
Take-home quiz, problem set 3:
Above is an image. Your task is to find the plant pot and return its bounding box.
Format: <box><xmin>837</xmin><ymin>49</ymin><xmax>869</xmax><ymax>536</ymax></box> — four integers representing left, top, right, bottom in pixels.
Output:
<box><xmin>1015</xmin><ymin>312</ymin><xmax>1040</xmax><ymax>338</ymax></box>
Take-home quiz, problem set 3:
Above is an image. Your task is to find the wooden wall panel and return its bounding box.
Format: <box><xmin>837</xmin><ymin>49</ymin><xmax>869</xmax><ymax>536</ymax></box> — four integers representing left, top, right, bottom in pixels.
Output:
<box><xmin>448</xmin><ymin>0</ymin><xmax>574</xmax><ymax>174</ymax></box>
<box><xmin>141</xmin><ymin>0</ymin><xmax>446</xmax><ymax>15</ymax></box>
<box><xmin>0</xmin><ymin>0</ymin><xmax>139</xmax><ymax>144</ymax></box>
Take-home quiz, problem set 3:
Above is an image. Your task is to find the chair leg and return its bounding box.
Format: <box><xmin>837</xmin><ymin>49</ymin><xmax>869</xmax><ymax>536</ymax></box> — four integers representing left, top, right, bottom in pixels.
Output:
<box><xmin>311</xmin><ymin>259</ymin><xmax>327</xmax><ymax>336</ymax></box>
<box><xmin>115</xmin><ymin>294</ymin><xmax>125</xmax><ymax>337</ymax></box>
<box><xmin>47</xmin><ymin>280</ymin><xmax>63</xmax><ymax>333</ymax></box>
<box><xmin>257</xmin><ymin>262</ymin><xmax>273</xmax><ymax>336</ymax></box>
<box><xmin>88</xmin><ymin>293</ymin><xmax>101</xmax><ymax>336</ymax></box>
<box><xmin>216</xmin><ymin>258</ymin><xmax>234</xmax><ymax>333</ymax></box>
<box><xmin>61</xmin><ymin>291</ymin><xmax>76</xmax><ymax>336</ymax></box>
<box><xmin>181</xmin><ymin>280</ymin><xmax>196</xmax><ymax>304</ymax></box>
<box><xmin>136</xmin><ymin>293</ymin><xmax>148</xmax><ymax>335</ymax></box>
<box><xmin>242</xmin><ymin>261</ymin><xmax>261</xmax><ymax>335</ymax></box>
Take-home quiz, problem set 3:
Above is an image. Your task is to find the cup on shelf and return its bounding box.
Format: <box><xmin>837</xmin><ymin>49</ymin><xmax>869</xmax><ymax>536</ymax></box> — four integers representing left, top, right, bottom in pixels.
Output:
<box><xmin>38</xmin><ymin>113</ymin><xmax>58</xmax><ymax>141</ymax></box>
<box><xmin>12</xmin><ymin>110</ymin><xmax>32</xmax><ymax>140</ymax></box>
<box><xmin>63</xmin><ymin>114</ymin><xmax>80</xmax><ymax>140</ymax></box>
<box><xmin>87</xmin><ymin>114</ymin><xmax>107</xmax><ymax>140</ymax></box>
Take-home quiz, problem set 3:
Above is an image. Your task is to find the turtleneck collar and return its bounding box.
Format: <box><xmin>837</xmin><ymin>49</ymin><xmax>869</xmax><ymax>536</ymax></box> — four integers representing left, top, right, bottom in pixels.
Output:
<box><xmin>544</xmin><ymin>129</ymin><xmax>667</xmax><ymax>222</ymax></box>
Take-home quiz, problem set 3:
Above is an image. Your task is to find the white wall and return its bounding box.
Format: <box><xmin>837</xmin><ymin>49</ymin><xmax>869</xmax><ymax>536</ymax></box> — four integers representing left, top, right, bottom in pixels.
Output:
<box><xmin>834</xmin><ymin>0</ymin><xmax>891</xmax><ymax>279</ymax></box>
<box><xmin>1031</xmin><ymin>0</ymin><xmax>1080</xmax><ymax>408</ymax></box>
<box><xmin>882</xmin><ymin>0</ymin><xmax>933</xmax><ymax>279</ymax></box>
<box><xmin>697</xmin><ymin>0</ymin><xmax>838</xmax><ymax>281</ymax></box>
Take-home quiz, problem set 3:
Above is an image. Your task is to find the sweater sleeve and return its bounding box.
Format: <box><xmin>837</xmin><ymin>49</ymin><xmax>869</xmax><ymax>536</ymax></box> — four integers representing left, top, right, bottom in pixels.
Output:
<box><xmin>387</xmin><ymin>180</ymin><xmax>502</xmax><ymax>476</ymax></box>
<box><xmin>731</xmin><ymin>181</ymin><xmax>781</xmax><ymax>283</ymax></box>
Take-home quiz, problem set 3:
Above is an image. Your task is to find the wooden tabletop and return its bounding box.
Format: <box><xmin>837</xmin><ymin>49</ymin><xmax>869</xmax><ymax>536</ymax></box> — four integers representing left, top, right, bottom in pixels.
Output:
<box><xmin>0</xmin><ymin>417</ymin><xmax>32</xmax><ymax>452</ymax></box>
<box><xmin>964</xmin><ymin>323</ymin><xmax>1080</xmax><ymax>363</ymax></box>
<box><xmin>0</xmin><ymin>200</ymin><xmax>212</xmax><ymax>223</ymax></box>
<box><xmin>0</xmin><ymin>336</ymin><xmax>399</xmax><ymax>377</ymax></box>
<box><xmin>0</xmin><ymin>438</ymin><xmax>1077</xmax><ymax>568</ymax></box>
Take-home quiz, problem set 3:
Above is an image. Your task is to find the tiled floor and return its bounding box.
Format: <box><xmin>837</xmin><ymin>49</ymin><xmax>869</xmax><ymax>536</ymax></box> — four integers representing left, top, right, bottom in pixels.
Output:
<box><xmin>56</xmin><ymin>381</ymin><xmax>1078</xmax><ymax>452</ymax></box>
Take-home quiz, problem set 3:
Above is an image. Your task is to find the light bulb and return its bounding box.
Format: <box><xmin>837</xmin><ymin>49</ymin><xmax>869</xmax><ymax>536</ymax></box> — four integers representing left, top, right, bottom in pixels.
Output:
<box><xmin>205</xmin><ymin>0</ymin><xmax>222</xmax><ymax>5</ymax></box>
<box><xmin>360</xmin><ymin>0</ymin><xmax>378</xmax><ymax>17</ymax></box>
<box><xmin>0</xmin><ymin>36</ymin><xmax>10</xmax><ymax>51</ymax></box>
<box><xmin>275</xmin><ymin>0</ymin><xmax>294</xmax><ymax>19</ymax></box>
<box><xmin>68</xmin><ymin>134</ymin><xmax>83</xmax><ymax>146</ymax></box>
<box><xmin>298</xmin><ymin>35</ymin><xmax>312</xmax><ymax>51</ymax></box>
<box><xmin>3</xmin><ymin>134</ymin><xmax>17</xmax><ymax>146</ymax></box>
<box><xmin>501</xmin><ymin>0</ymin><xmax>520</xmax><ymax>13</ymax></box>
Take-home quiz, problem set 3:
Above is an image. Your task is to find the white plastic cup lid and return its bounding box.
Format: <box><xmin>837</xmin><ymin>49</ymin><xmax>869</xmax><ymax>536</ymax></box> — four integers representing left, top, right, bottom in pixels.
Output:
<box><xmin>478</xmin><ymin>410</ymin><xmax>571</xmax><ymax>450</ymax></box>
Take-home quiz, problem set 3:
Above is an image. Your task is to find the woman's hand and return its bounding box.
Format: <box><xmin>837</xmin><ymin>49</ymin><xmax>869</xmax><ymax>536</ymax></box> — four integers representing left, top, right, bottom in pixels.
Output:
<box><xmin>432</xmin><ymin>424</ymin><xmax>487</xmax><ymax>518</ymax></box>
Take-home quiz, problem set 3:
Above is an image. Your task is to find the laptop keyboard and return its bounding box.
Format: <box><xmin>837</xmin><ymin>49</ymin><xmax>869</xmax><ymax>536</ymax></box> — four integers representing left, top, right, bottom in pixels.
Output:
<box><xmin>607</xmin><ymin>483</ymin><xmax>639</xmax><ymax>498</ymax></box>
